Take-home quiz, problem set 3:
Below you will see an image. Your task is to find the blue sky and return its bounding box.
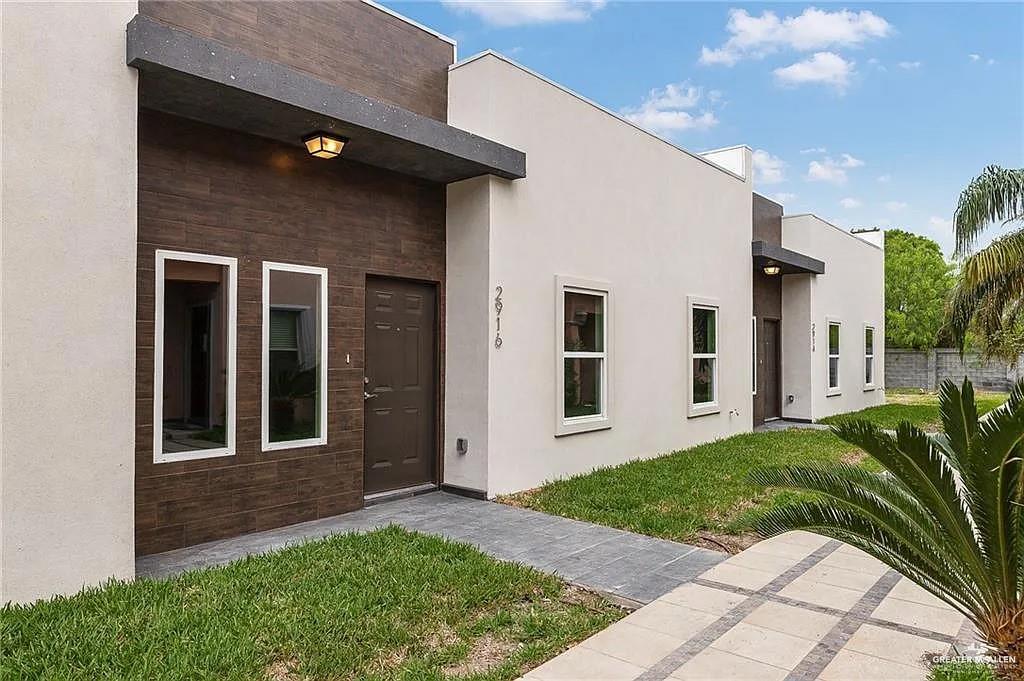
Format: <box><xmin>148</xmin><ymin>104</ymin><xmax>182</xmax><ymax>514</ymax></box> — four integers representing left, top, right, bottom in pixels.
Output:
<box><xmin>385</xmin><ymin>1</ymin><xmax>1023</xmax><ymax>256</ymax></box>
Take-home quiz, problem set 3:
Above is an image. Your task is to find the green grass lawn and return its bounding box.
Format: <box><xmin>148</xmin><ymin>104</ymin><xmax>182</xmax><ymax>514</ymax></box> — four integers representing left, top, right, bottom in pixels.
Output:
<box><xmin>1</xmin><ymin>527</ymin><xmax>622</xmax><ymax>681</ymax></box>
<box><xmin>502</xmin><ymin>429</ymin><xmax>868</xmax><ymax>553</ymax></box>
<box><xmin>819</xmin><ymin>390</ymin><xmax>1008</xmax><ymax>431</ymax></box>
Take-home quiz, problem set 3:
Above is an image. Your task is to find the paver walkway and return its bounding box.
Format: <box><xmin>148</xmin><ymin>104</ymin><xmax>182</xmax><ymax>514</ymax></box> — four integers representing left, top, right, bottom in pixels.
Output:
<box><xmin>523</xmin><ymin>531</ymin><xmax>971</xmax><ymax>681</ymax></box>
<box><xmin>137</xmin><ymin>491</ymin><xmax>726</xmax><ymax>604</ymax></box>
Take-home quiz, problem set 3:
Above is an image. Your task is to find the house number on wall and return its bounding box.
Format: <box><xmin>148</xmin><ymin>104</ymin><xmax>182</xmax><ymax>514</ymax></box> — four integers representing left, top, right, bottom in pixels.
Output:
<box><xmin>494</xmin><ymin>285</ymin><xmax>503</xmax><ymax>349</ymax></box>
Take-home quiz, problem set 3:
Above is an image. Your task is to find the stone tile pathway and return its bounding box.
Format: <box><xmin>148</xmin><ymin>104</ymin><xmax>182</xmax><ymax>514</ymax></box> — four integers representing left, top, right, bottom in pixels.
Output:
<box><xmin>523</xmin><ymin>531</ymin><xmax>969</xmax><ymax>680</ymax></box>
<box><xmin>136</xmin><ymin>491</ymin><xmax>726</xmax><ymax>604</ymax></box>
<box><xmin>754</xmin><ymin>420</ymin><xmax>831</xmax><ymax>433</ymax></box>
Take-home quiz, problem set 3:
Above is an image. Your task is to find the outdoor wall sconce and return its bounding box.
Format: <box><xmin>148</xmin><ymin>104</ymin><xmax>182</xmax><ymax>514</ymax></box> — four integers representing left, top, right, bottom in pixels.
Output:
<box><xmin>303</xmin><ymin>132</ymin><xmax>348</xmax><ymax>159</ymax></box>
<box><xmin>763</xmin><ymin>263</ymin><xmax>781</xmax><ymax>276</ymax></box>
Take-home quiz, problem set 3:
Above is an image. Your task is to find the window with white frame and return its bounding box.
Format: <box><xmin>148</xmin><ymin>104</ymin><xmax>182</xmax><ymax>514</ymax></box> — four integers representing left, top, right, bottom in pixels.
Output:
<box><xmin>752</xmin><ymin>316</ymin><xmax>758</xmax><ymax>396</ymax></box>
<box><xmin>689</xmin><ymin>299</ymin><xmax>719</xmax><ymax>415</ymax></box>
<box><xmin>828</xmin><ymin>320</ymin><xmax>841</xmax><ymax>393</ymax></box>
<box><xmin>263</xmin><ymin>262</ymin><xmax>328</xmax><ymax>451</ymax></box>
<box><xmin>864</xmin><ymin>325</ymin><xmax>875</xmax><ymax>388</ymax></box>
<box><xmin>154</xmin><ymin>250</ymin><xmax>237</xmax><ymax>463</ymax></box>
<box><xmin>557</xmin><ymin>277</ymin><xmax>611</xmax><ymax>436</ymax></box>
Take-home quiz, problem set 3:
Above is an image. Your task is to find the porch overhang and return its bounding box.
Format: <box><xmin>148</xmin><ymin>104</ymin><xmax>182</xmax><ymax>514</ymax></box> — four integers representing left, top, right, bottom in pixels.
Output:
<box><xmin>125</xmin><ymin>15</ymin><xmax>526</xmax><ymax>184</ymax></box>
<box><xmin>752</xmin><ymin>240</ymin><xmax>825</xmax><ymax>275</ymax></box>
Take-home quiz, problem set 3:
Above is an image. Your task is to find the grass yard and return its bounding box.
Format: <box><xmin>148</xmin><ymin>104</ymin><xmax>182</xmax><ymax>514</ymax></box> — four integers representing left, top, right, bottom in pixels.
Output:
<box><xmin>1</xmin><ymin>527</ymin><xmax>622</xmax><ymax>681</ymax></box>
<box><xmin>820</xmin><ymin>390</ymin><xmax>1008</xmax><ymax>431</ymax></box>
<box><xmin>502</xmin><ymin>429</ymin><xmax>869</xmax><ymax>553</ymax></box>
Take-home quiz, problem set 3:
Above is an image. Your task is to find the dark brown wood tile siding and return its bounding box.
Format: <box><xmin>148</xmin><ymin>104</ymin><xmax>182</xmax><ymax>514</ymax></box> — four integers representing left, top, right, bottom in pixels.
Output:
<box><xmin>752</xmin><ymin>194</ymin><xmax>783</xmax><ymax>425</ymax></box>
<box><xmin>136</xmin><ymin>111</ymin><xmax>445</xmax><ymax>555</ymax></box>
<box><xmin>139</xmin><ymin>0</ymin><xmax>452</xmax><ymax>121</ymax></box>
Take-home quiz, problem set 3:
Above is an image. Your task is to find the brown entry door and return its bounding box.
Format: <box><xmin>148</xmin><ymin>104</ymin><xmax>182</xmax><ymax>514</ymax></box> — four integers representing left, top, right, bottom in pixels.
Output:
<box><xmin>363</xmin><ymin>277</ymin><xmax>438</xmax><ymax>494</ymax></box>
<box><xmin>763</xmin><ymin>319</ymin><xmax>781</xmax><ymax>419</ymax></box>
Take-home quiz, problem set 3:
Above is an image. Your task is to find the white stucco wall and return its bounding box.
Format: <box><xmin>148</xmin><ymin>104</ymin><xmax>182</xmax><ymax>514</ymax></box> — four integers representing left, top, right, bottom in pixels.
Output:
<box><xmin>448</xmin><ymin>53</ymin><xmax>753</xmax><ymax>496</ymax></box>
<box><xmin>1</xmin><ymin>1</ymin><xmax>138</xmax><ymax>603</ymax></box>
<box><xmin>444</xmin><ymin>177</ymin><xmax>492</xmax><ymax>492</ymax></box>
<box><xmin>782</xmin><ymin>215</ymin><xmax>886</xmax><ymax>420</ymax></box>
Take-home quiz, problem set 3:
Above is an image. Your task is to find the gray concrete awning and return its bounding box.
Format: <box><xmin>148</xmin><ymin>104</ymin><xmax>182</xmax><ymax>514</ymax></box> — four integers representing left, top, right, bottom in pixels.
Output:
<box><xmin>752</xmin><ymin>240</ymin><xmax>825</xmax><ymax>275</ymax></box>
<box><xmin>126</xmin><ymin>15</ymin><xmax>526</xmax><ymax>184</ymax></box>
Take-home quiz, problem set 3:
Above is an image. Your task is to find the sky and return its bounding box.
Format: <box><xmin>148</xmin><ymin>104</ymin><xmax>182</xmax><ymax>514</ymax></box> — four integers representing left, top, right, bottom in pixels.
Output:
<box><xmin>384</xmin><ymin>0</ymin><xmax>1023</xmax><ymax>257</ymax></box>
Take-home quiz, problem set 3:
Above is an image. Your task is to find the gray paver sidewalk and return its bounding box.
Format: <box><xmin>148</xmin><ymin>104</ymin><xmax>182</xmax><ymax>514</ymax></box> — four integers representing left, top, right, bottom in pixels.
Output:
<box><xmin>136</xmin><ymin>491</ymin><xmax>726</xmax><ymax>604</ymax></box>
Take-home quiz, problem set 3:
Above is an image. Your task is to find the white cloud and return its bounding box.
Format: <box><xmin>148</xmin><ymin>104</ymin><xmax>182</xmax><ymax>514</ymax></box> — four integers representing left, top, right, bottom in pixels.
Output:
<box><xmin>969</xmin><ymin>53</ymin><xmax>997</xmax><ymax>66</ymax></box>
<box><xmin>969</xmin><ymin>53</ymin><xmax>981</xmax><ymax>61</ymax></box>
<box><xmin>772</xmin><ymin>192</ymin><xmax>797</xmax><ymax>203</ymax></box>
<box><xmin>866</xmin><ymin>57</ymin><xmax>887</xmax><ymax>72</ymax></box>
<box><xmin>929</xmin><ymin>216</ymin><xmax>952</xmax><ymax>230</ymax></box>
<box><xmin>752</xmin><ymin>149</ymin><xmax>786</xmax><ymax>184</ymax></box>
<box><xmin>699</xmin><ymin>7</ymin><xmax>892</xmax><ymax>66</ymax></box>
<box><xmin>441</xmin><ymin>0</ymin><xmax>606</xmax><ymax>26</ymax></box>
<box><xmin>774</xmin><ymin>52</ymin><xmax>855</xmax><ymax>91</ymax></box>
<box><xmin>877</xmin><ymin>174</ymin><xmax>891</xmax><ymax>183</ymax></box>
<box><xmin>621</xmin><ymin>82</ymin><xmax>719</xmax><ymax>136</ymax></box>
<box><xmin>885</xmin><ymin>201</ymin><xmax>909</xmax><ymax>211</ymax></box>
<box><xmin>840</xmin><ymin>197</ymin><xmax>862</xmax><ymax>208</ymax></box>
<box><xmin>806</xmin><ymin>158</ymin><xmax>849</xmax><ymax>184</ymax></box>
<box><xmin>839</xmin><ymin>153</ymin><xmax>864</xmax><ymax>168</ymax></box>
<box><xmin>898</xmin><ymin>60</ymin><xmax>922</xmax><ymax>70</ymax></box>
<box><xmin>800</xmin><ymin>147</ymin><xmax>827</xmax><ymax>154</ymax></box>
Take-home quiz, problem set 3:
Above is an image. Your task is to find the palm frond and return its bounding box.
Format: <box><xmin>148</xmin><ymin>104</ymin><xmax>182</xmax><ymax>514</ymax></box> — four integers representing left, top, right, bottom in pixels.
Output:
<box><xmin>962</xmin><ymin>230</ymin><xmax>1024</xmax><ymax>288</ymax></box>
<box><xmin>954</xmin><ymin>165</ymin><xmax>1024</xmax><ymax>258</ymax></box>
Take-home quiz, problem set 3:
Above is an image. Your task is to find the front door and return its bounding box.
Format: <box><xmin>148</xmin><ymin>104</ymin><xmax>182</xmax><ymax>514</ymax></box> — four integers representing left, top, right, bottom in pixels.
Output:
<box><xmin>363</xmin><ymin>276</ymin><xmax>438</xmax><ymax>494</ymax></box>
<box><xmin>763</xmin><ymin>319</ymin><xmax>781</xmax><ymax>419</ymax></box>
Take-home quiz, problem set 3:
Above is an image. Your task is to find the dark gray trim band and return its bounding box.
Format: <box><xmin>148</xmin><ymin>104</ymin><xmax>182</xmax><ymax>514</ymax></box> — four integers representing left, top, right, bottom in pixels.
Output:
<box><xmin>126</xmin><ymin>15</ymin><xmax>526</xmax><ymax>183</ymax></box>
<box><xmin>753</xmin><ymin>240</ymin><xmax>826</xmax><ymax>275</ymax></box>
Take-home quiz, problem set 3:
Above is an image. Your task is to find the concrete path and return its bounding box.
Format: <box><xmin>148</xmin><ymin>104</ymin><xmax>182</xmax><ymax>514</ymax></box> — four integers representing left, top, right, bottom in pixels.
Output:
<box><xmin>524</xmin><ymin>531</ymin><xmax>970</xmax><ymax>681</ymax></box>
<box><xmin>754</xmin><ymin>420</ymin><xmax>831</xmax><ymax>433</ymax></box>
<box><xmin>136</xmin><ymin>491</ymin><xmax>726</xmax><ymax>605</ymax></box>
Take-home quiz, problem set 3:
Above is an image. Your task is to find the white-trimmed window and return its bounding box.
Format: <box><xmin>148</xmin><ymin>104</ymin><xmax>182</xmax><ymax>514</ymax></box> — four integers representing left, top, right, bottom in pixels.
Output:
<box><xmin>556</xmin><ymin>276</ymin><xmax>612</xmax><ymax>436</ymax></box>
<box><xmin>827</xmin><ymin>319</ymin><xmax>841</xmax><ymax>395</ymax></box>
<box><xmin>154</xmin><ymin>250</ymin><xmax>237</xmax><ymax>463</ymax></box>
<box><xmin>689</xmin><ymin>297</ymin><xmax>719</xmax><ymax>417</ymax></box>
<box><xmin>752</xmin><ymin>316</ymin><xmax>758</xmax><ymax>396</ymax></box>
<box><xmin>262</xmin><ymin>262</ymin><xmax>328</xmax><ymax>451</ymax></box>
<box><xmin>864</xmin><ymin>325</ymin><xmax>876</xmax><ymax>389</ymax></box>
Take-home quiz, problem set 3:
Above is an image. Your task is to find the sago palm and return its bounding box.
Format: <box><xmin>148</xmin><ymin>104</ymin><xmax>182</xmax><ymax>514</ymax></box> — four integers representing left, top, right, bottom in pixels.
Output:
<box><xmin>946</xmin><ymin>165</ymin><xmax>1024</xmax><ymax>351</ymax></box>
<box><xmin>750</xmin><ymin>378</ymin><xmax>1023</xmax><ymax>677</ymax></box>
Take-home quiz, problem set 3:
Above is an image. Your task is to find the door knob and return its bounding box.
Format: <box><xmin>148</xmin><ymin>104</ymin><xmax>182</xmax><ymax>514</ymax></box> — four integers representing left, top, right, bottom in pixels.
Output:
<box><xmin>363</xmin><ymin>391</ymin><xmax>378</xmax><ymax>400</ymax></box>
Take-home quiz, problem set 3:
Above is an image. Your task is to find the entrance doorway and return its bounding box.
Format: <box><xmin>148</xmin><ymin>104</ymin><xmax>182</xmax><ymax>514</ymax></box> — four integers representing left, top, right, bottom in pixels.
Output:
<box><xmin>363</xmin><ymin>276</ymin><xmax>438</xmax><ymax>495</ymax></box>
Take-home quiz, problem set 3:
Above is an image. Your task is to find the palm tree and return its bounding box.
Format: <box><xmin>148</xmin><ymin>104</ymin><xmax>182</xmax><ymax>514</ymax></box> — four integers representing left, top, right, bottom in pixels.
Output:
<box><xmin>946</xmin><ymin>166</ymin><xmax>1024</xmax><ymax>353</ymax></box>
<box><xmin>750</xmin><ymin>378</ymin><xmax>1023</xmax><ymax>677</ymax></box>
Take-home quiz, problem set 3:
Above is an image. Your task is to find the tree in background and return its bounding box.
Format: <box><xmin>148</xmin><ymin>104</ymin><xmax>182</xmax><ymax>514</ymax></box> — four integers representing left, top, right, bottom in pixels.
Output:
<box><xmin>946</xmin><ymin>166</ymin><xmax>1024</xmax><ymax>357</ymax></box>
<box><xmin>885</xmin><ymin>229</ymin><xmax>955</xmax><ymax>349</ymax></box>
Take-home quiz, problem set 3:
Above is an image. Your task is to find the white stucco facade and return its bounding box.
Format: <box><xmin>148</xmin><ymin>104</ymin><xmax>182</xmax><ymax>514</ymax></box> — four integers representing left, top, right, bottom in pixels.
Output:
<box><xmin>446</xmin><ymin>53</ymin><xmax>754</xmax><ymax>496</ymax></box>
<box><xmin>1</xmin><ymin>1</ymin><xmax>139</xmax><ymax>603</ymax></box>
<box><xmin>780</xmin><ymin>216</ymin><xmax>886</xmax><ymax>421</ymax></box>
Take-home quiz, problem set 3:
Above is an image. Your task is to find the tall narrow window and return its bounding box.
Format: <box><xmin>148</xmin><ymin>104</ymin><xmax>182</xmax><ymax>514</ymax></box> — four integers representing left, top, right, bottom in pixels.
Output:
<box><xmin>828</xmin><ymin>320</ymin><xmax>841</xmax><ymax>394</ymax></box>
<box><xmin>262</xmin><ymin>262</ymin><xmax>328</xmax><ymax>451</ymax></box>
<box><xmin>557</xmin><ymin>277</ymin><xmax>612</xmax><ymax>436</ymax></box>
<box><xmin>864</xmin><ymin>325</ymin><xmax>875</xmax><ymax>388</ymax></box>
<box><xmin>752</xmin><ymin>316</ymin><xmax>758</xmax><ymax>396</ymax></box>
<box><xmin>689</xmin><ymin>298</ymin><xmax>719</xmax><ymax>416</ymax></box>
<box><xmin>154</xmin><ymin>250</ymin><xmax>237</xmax><ymax>463</ymax></box>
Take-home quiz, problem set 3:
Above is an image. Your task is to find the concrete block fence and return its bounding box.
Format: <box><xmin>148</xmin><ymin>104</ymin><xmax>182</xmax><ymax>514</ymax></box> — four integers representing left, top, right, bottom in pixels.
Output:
<box><xmin>886</xmin><ymin>348</ymin><xmax>1024</xmax><ymax>392</ymax></box>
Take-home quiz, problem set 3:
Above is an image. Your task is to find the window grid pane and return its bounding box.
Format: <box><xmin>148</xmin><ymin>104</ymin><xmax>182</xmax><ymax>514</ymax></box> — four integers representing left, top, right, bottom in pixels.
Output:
<box><xmin>561</xmin><ymin>285</ymin><xmax>609</xmax><ymax>425</ymax></box>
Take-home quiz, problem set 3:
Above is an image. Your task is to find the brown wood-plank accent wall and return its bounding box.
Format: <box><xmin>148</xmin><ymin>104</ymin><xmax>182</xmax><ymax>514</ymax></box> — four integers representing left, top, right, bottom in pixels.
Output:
<box><xmin>139</xmin><ymin>0</ymin><xmax>453</xmax><ymax>122</ymax></box>
<box><xmin>752</xmin><ymin>194</ymin><xmax>783</xmax><ymax>426</ymax></box>
<box><xmin>135</xmin><ymin>111</ymin><xmax>446</xmax><ymax>555</ymax></box>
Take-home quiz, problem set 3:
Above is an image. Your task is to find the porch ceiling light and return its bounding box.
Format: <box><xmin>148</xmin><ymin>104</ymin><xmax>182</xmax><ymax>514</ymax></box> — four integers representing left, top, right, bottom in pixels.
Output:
<box><xmin>303</xmin><ymin>132</ymin><xmax>348</xmax><ymax>159</ymax></box>
<box><xmin>763</xmin><ymin>263</ymin><xmax>781</xmax><ymax>276</ymax></box>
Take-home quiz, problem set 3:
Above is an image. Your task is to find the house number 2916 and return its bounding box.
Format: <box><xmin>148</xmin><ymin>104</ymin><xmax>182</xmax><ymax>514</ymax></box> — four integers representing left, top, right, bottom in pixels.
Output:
<box><xmin>494</xmin><ymin>285</ymin><xmax>503</xmax><ymax>349</ymax></box>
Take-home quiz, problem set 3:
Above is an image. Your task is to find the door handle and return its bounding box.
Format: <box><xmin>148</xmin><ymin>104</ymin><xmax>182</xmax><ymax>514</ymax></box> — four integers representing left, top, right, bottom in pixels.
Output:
<box><xmin>363</xmin><ymin>391</ymin><xmax>378</xmax><ymax>401</ymax></box>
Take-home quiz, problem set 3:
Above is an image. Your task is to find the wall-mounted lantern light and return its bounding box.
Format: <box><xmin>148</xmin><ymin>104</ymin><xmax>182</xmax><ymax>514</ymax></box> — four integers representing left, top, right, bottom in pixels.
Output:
<box><xmin>303</xmin><ymin>132</ymin><xmax>348</xmax><ymax>159</ymax></box>
<box><xmin>763</xmin><ymin>263</ymin><xmax>781</xmax><ymax>276</ymax></box>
